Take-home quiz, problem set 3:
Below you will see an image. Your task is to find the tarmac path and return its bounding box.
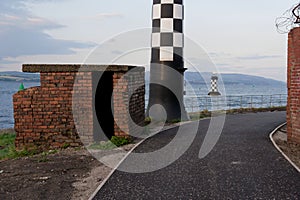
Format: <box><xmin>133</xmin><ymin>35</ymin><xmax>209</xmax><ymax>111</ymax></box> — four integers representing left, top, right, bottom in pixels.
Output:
<box><xmin>94</xmin><ymin>112</ymin><xmax>300</xmax><ymax>199</ymax></box>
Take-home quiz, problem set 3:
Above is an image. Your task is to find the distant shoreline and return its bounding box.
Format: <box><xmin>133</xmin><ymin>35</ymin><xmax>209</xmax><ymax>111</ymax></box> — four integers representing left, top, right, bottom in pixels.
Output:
<box><xmin>0</xmin><ymin>128</ymin><xmax>15</xmax><ymax>134</ymax></box>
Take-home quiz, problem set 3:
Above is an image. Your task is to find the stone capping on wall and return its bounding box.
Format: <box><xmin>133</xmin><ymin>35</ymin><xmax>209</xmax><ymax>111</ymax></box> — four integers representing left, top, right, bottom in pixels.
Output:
<box><xmin>23</xmin><ymin>64</ymin><xmax>142</xmax><ymax>73</ymax></box>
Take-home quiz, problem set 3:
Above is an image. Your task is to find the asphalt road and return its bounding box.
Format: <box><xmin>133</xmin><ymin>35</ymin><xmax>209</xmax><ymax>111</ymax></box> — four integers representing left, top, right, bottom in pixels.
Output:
<box><xmin>94</xmin><ymin>112</ymin><xmax>300</xmax><ymax>199</ymax></box>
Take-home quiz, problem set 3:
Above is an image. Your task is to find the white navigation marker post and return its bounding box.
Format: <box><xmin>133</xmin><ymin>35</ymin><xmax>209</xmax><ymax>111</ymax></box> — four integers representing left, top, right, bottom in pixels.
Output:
<box><xmin>208</xmin><ymin>73</ymin><xmax>221</xmax><ymax>96</ymax></box>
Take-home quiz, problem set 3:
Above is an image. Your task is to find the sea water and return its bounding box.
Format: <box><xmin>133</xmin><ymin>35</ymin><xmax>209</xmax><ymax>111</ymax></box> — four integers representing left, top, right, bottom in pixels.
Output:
<box><xmin>0</xmin><ymin>81</ymin><xmax>40</xmax><ymax>129</ymax></box>
<box><xmin>0</xmin><ymin>80</ymin><xmax>287</xmax><ymax>130</ymax></box>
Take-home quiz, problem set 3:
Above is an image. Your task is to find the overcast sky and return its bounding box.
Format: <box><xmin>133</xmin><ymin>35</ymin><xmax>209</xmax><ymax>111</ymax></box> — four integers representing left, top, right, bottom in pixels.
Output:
<box><xmin>0</xmin><ymin>0</ymin><xmax>297</xmax><ymax>81</ymax></box>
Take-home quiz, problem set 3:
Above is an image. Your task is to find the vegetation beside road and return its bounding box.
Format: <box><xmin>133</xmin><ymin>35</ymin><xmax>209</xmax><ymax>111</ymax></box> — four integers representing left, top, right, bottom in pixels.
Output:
<box><xmin>189</xmin><ymin>106</ymin><xmax>286</xmax><ymax>121</ymax></box>
<box><xmin>0</xmin><ymin>131</ymin><xmax>38</xmax><ymax>160</ymax></box>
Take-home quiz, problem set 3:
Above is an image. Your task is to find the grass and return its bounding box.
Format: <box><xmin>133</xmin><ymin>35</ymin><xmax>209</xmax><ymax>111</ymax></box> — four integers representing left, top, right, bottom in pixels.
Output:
<box><xmin>189</xmin><ymin>109</ymin><xmax>212</xmax><ymax>121</ymax></box>
<box><xmin>0</xmin><ymin>131</ymin><xmax>60</xmax><ymax>161</ymax></box>
<box><xmin>0</xmin><ymin>132</ymin><xmax>38</xmax><ymax>160</ymax></box>
<box><xmin>189</xmin><ymin>106</ymin><xmax>286</xmax><ymax>121</ymax></box>
<box><xmin>88</xmin><ymin>136</ymin><xmax>132</xmax><ymax>150</ymax></box>
<box><xmin>88</xmin><ymin>141</ymin><xmax>117</xmax><ymax>150</ymax></box>
<box><xmin>0</xmin><ymin>133</ymin><xmax>16</xmax><ymax>160</ymax></box>
<box><xmin>37</xmin><ymin>150</ymin><xmax>57</xmax><ymax>162</ymax></box>
<box><xmin>111</xmin><ymin>136</ymin><xmax>131</xmax><ymax>147</ymax></box>
<box><xmin>62</xmin><ymin>143</ymin><xmax>70</xmax><ymax>149</ymax></box>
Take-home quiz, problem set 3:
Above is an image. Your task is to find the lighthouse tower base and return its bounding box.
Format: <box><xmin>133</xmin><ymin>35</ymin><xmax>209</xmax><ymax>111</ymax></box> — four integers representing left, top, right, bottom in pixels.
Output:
<box><xmin>147</xmin><ymin>64</ymin><xmax>189</xmax><ymax>122</ymax></box>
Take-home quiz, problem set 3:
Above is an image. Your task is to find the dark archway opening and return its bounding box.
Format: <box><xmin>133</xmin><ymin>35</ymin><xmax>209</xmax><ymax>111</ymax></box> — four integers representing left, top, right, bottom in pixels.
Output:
<box><xmin>93</xmin><ymin>71</ymin><xmax>114</xmax><ymax>141</ymax></box>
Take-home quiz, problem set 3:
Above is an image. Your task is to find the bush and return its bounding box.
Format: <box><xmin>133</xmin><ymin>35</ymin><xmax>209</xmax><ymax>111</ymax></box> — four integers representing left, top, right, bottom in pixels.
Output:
<box><xmin>110</xmin><ymin>136</ymin><xmax>131</xmax><ymax>147</ymax></box>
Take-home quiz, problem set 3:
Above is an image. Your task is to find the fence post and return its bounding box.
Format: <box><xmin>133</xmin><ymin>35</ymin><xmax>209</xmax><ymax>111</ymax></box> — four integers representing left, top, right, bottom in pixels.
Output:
<box><xmin>279</xmin><ymin>94</ymin><xmax>282</xmax><ymax>107</ymax></box>
<box><xmin>192</xmin><ymin>97</ymin><xmax>194</xmax><ymax>113</ymax></box>
<box><xmin>240</xmin><ymin>96</ymin><xmax>243</xmax><ymax>109</ymax></box>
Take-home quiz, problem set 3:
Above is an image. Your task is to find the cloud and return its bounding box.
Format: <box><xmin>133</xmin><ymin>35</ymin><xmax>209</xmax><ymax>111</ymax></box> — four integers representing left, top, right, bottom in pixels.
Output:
<box><xmin>0</xmin><ymin>59</ymin><xmax>19</xmax><ymax>65</ymax></box>
<box><xmin>0</xmin><ymin>0</ymin><xmax>93</xmax><ymax>64</ymax></box>
<box><xmin>84</xmin><ymin>13</ymin><xmax>123</xmax><ymax>20</ymax></box>
<box><xmin>111</xmin><ymin>50</ymin><xmax>124</xmax><ymax>55</ymax></box>
<box><xmin>209</xmin><ymin>52</ymin><xmax>232</xmax><ymax>58</ymax></box>
<box><xmin>0</xmin><ymin>27</ymin><xmax>90</xmax><ymax>58</ymax></box>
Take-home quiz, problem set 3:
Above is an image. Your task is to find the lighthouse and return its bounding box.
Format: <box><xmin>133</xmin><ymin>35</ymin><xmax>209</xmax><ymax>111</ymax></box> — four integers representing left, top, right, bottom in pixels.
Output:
<box><xmin>208</xmin><ymin>74</ymin><xmax>221</xmax><ymax>96</ymax></box>
<box><xmin>147</xmin><ymin>0</ymin><xmax>188</xmax><ymax>121</ymax></box>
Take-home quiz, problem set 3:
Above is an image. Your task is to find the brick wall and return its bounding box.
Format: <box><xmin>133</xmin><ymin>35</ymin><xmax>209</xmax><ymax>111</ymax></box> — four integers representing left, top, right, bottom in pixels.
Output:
<box><xmin>70</xmin><ymin>72</ymin><xmax>93</xmax><ymax>145</ymax></box>
<box><xmin>13</xmin><ymin>65</ymin><xmax>145</xmax><ymax>151</ymax></box>
<box><xmin>14</xmin><ymin>72</ymin><xmax>91</xmax><ymax>150</ymax></box>
<box><xmin>113</xmin><ymin>68</ymin><xmax>145</xmax><ymax>137</ymax></box>
<box><xmin>287</xmin><ymin>27</ymin><xmax>300</xmax><ymax>144</ymax></box>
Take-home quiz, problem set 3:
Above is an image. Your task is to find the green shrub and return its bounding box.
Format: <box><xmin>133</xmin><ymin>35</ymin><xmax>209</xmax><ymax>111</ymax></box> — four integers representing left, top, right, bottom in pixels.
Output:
<box><xmin>110</xmin><ymin>136</ymin><xmax>131</xmax><ymax>147</ymax></box>
<box><xmin>144</xmin><ymin>117</ymin><xmax>152</xmax><ymax>125</ymax></box>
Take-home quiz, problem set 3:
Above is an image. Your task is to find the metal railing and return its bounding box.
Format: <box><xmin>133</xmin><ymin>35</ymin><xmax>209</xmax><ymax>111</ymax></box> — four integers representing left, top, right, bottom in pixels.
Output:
<box><xmin>184</xmin><ymin>94</ymin><xmax>287</xmax><ymax>113</ymax></box>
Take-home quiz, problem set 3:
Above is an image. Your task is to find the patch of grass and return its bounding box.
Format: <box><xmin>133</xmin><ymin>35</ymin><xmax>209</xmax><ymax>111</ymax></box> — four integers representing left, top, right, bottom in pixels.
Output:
<box><xmin>38</xmin><ymin>152</ymin><xmax>49</xmax><ymax>163</ymax></box>
<box><xmin>110</xmin><ymin>136</ymin><xmax>131</xmax><ymax>147</ymax></box>
<box><xmin>225</xmin><ymin>106</ymin><xmax>286</xmax><ymax>114</ymax></box>
<box><xmin>1</xmin><ymin>146</ymin><xmax>36</xmax><ymax>160</ymax></box>
<box><xmin>88</xmin><ymin>136</ymin><xmax>132</xmax><ymax>150</ymax></box>
<box><xmin>88</xmin><ymin>141</ymin><xmax>117</xmax><ymax>150</ymax></box>
<box><xmin>48</xmin><ymin>149</ymin><xmax>58</xmax><ymax>155</ymax></box>
<box><xmin>37</xmin><ymin>150</ymin><xmax>58</xmax><ymax>163</ymax></box>
<box><xmin>62</xmin><ymin>143</ymin><xmax>70</xmax><ymax>149</ymax></box>
<box><xmin>189</xmin><ymin>106</ymin><xmax>286</xmax><ymax>121</ymax></box>
<box><xmin>189</xmin><ymin>109</ymin><xmax>212</xmax><ymax>121</ymax></box>
<box><xmin>0</xmin><ymin>132</ymin><xmax>39</xmax><ymax>160</ymax></box>
<box><xmin>0</xmin><ymin>133</ymin><xmax>16</xmax><ymax>160</ymax></box>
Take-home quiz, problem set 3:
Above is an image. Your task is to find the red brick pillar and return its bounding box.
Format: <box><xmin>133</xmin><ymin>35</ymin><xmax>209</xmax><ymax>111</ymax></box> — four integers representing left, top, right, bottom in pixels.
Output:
<box><xmin>287</xmin><ymin>27</ymin><xmax>300</xmax><ymax>144</ymax></box>
<box><xmin>13</xmin><ymin>87</ymin><xmax>39</xmax><ymax>150</ymax></box>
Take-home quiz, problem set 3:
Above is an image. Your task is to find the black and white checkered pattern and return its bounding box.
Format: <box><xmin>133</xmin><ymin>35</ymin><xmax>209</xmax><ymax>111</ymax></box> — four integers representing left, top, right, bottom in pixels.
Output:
<box><xmin>151</xmin><ymin>0</ymin><xmax>184</xmax><ymax>63</ymax></box>
<box><xmin>211</xmin><ymin>79</ymin><xmax>218</xmax><ymax>92</ymax></box>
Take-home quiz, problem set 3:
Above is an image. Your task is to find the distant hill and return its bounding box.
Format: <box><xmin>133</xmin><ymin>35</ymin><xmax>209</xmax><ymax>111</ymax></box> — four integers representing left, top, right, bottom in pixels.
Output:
<box><xmin>210</xmin><ymin>73</ymin><xmax>285</xmax><ymax>86</ymax></box>
<box><xmin>0</xmin><ymin>71</ymin><xmax>286</xmax><ymax>86</ymax></box>
<box><xmin>0</xmin><ymin>71</ymin><xmax>40</xmax><ymax>82</ymax></box>
<box><xmin>146</xmin><ymin>71</ymin><xmax>286</xmax><ymax>86</ymax></box>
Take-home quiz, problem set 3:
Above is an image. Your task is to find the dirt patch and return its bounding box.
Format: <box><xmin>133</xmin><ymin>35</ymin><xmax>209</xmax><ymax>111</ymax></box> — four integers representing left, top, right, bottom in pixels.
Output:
<box><xmin>273</xmin><ymin>125</ymin><xmax>300</xmax><ymax>169</ymax></box>
<box><xmin>0</xmin><ymin>148</ymin><xmax>111</xmax><ymax>200</ymax></box>
<box><xmin>0</xmin><ymin>122</ymin><xmax>182</xmax><ymax>200</ymax></box>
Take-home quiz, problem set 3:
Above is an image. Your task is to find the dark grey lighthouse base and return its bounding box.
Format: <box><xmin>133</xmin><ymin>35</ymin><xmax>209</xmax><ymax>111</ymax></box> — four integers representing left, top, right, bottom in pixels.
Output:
<box><xmin>147</xmin><ymin>64</ymin><xmax>189</xmax><ymax>122</ymax></box>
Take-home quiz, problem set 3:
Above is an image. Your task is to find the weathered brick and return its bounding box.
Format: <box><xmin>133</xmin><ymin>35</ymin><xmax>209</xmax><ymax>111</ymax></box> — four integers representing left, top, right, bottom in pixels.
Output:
<box><xmin>14</xmin><ymin>65</ymin><xmax>145</xmax><ymax>151</ymax></box>
<box><xmin>287</xmin><ymin>27</ymin><xmax>300</xmax><ymax>144</ymax></box>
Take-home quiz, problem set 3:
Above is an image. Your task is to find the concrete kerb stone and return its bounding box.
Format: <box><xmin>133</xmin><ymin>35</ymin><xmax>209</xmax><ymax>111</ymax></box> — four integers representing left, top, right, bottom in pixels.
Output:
<box><xmin>269</xmin><ymin>122</ymin><xmax>300</xmax><ymax>173</ymax></box>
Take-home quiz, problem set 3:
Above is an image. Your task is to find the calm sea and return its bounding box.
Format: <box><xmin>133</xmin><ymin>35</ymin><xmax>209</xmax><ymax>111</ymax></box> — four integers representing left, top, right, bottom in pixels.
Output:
<box><xmin>0</xmin><ymin>81</ymin><xmax>40</xmax><ymax>130</ymax></box>
<box><xmin>0</xmin><ymin>80</ymin><xmax>287</xmax><ymax>130</ymax></box>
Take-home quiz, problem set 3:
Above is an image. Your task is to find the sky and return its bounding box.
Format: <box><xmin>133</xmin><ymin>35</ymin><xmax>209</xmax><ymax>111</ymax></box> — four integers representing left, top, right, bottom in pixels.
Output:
<box><xmin>0</xmin><ymin>0</ymin><xmax>298</xmax><ymax>81</ymax></box>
